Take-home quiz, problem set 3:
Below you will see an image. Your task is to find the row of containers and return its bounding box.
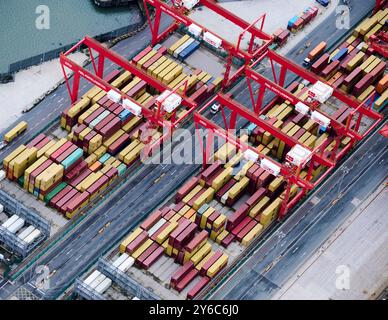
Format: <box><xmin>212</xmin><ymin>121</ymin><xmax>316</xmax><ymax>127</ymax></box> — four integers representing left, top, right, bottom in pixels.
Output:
<box><xmin>1</xmin><ymin>214</ymin><xmax>42</xmax><ymax>245</ymax></box>
<box><xmin>2</xmin><ymin>38</ymin><xmax>223</xmax><ymax>219</ymax></box>
<box><xmin>273</xmin><ymin>6</ymin><xmax>319</xmax><ymax>46</ymax></box>
<box><xmin>111</xmin><ymin>70</ymin><xmax>361</xmax><ymax>298</ymax></box>
<box><xmin>310</xmin><ymin>8</ymin><xmax>388</xmax><ymax>110</ymax></box>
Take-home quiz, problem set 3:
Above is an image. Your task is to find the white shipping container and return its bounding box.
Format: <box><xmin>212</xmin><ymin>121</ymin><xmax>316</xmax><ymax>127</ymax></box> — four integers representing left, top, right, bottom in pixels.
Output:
<box><xmin>308</xmin><ymin>81</ymin><xmax>333</xmax><ymax>103</ymax></box>
<box><xmin>243</xmin><ymin>149</ymin><xmax>259</xmax><ymax>162</ymax></box>
<box><xmin>295</xmin><ymin>102</ymin><xmax>310</xmax><ymax>115</ymax></box>
<box><xmin>84</xmin><ymin>270</ymin><xmax>101</xmax><ymax>286</ymax></box>
<box><xmin>95</xmin><ymin>277</ymin><xmax>112</xmax><ymax>294</ymax></box>
<box><xmin>0</xmin><ymin>204</ymin><xmax>3</xmax><ymax>214</ymax></box>
<box><xmin>24</xmin><ymin>229</ymin><xmax>41</xmax><ymax>244</ymax></box>
<box><xmin>0</xmin><ymin>170</ymin><xmax>6</xmax><ymax>181</ymax></box>
<box><xmin>260</xmin><ymin>159</ymin><xmax>281</xmax><ymax>176</ymax></box>
<box><xmin>174</xmin><ymin>38</ymin><xmax>195</xmax><ymax>58</ymax></box>
<box><xmin>148</xmin><ymin>218</ymin><xmax>167</xmax><ymax>237</ymax></box>
<box><xmin>188</xmin><ymin>24</ymin><xmax>202</xmax><ymax>37</ymax></box>
<box><xmin>311</xmin><ymin>111</ymin><xmax>331</xmax><ymax>128</ymax></box>
<box><xmin>89</xmin><ymin>274</ymin><xmax>107</xmax><ymax>290</ymax></box>
<box><xmin>286</xmin><ymin>145</ymin><xmax>312</xmax><ymax>166</ymax></box>
<box><xmin>107</xmin><ymin>90</ymin><xmax>122</xmax><ymax>104</ymax></box>
<box><xmin>221</xmin><ymin>192</ymin><xmax>229</xmax><ymax>205</ymax></box>
<box><xmin>203</xmin><ymin>32</ymin><xmax>222</xmax><ymax>49</ymax></box>
<box><xmin>182</xmin><ymin>0</ymin><xmax>199</xmax><ymax>10</ymax></box>
<box><xmin>118</xmin><ymin>256</ymin><xmax>135</xmax><ymax>272</ymax></box>
<box><xmin>157</xmin><ymin>91</ymin><xmax>182</xmax><ymax>113</ymax></box>
<box><xmin>112</xmin><ymin>253</ymin><xmax>130</xmax><ymax>268</ymax></box>
<box><xmin>2</xmin><ymin>214</ymin><xmax>19</xmax><ymax>228</ymax></box>
<box><xmin>18</xmin><ymin>226</ymin><xmax>35</xmax><ymax>241</ymax></box>
<box><xmin>7</xmin><ymin>217</ymin><xmax>25</xmax><ymax>234</ymax></box>
<box><xmin>123</xmin><ymin>99</ymin><xmax>142</xmax><ymax>117</ymax></box>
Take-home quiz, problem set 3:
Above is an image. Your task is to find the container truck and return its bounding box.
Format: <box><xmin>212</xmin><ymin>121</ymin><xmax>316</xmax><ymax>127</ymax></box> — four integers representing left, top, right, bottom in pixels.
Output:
<box><xmin>303</xmin><ymin>41</ymin><xmax>327</xmax><ymax>67</ymax></box>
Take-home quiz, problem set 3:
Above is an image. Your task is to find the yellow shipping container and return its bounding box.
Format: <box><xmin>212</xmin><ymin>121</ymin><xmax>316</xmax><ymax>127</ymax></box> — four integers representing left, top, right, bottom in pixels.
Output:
<box><xmin>213</xmin><ymin>214</ymin><xmax>227</xmax><ymax>230</ymax></box>
<box><xmin>200</xmin><ymin>207</ymin><xmax>215</xmax><ymax>230</ymax></box>
<box><xmin>132</xmin><ymin>239</ymin><xmax>154</xmax><ymax>259</ymax></box>
<box><xmin>44</xmin><ymin>138</ymin><xmax>67</xmax><ymax>158</ymax></box>
<box><xmin>103</xmin><ymin>129</ymin><xmax>125</xmax><ymax>148</ymax></box>
<box><xmin>249</xmin><ymin>196</ymin><xmax>270</xmax><ymax>219</ymax></box>
<box><xmin>228</xmin><ymin>177</ymin><xmax>249</xmax><ymax>200</ymax></box>
<box><xmin>24</xmin><ymin>156</ymin><xmax>48</xmax><ymax>189</ymax></box>
<box><xmin>358</xmin><ymin>85</ymin><xmax>375</xmax><ymax>102</ymax></box>
<box><xmin>207</xmin><ymin>254</ymin><xmax>228</xmax><ymax>278</ymax></box>
<box><xmin>168</xmin><ymin>35</ymin><xmax>191</xmax><ymax>54</ymax></box>
<box><xmin>156</xmin><ymin>221</ymin><xmax>178</xmax><ymax>244</ymax></box>
<box><xmin>364</xmin><ymin>57</ymin><xmax>382</xmax><ymax>74</ymax></box>
<box><xmin>214</xmin><ymin>142</ymin><xmax>236</xmax><ymax>162</ymax></box>
<box><xmin>11</xmin><ymin>148</ymin><xmax>38</xmax><ymax>179</ymax></box>
<box><xmin>111</xmin><ymin>71</ymin><xmax>132</xmax><ymax>89</ymax></box>
<box><xmin>122</xmin><ymin>116</ymin><xmax>142</xmax><ymax>133</ymax></box>
<box><xmin>123</xmin><ymin>142</ymin><xmax>144</xmax><ymax>165</ymax></box>
<box><xmin>3</xmin><ymin>145</ymin><xmax>26</xmax><ymax>169</ymax></box>
<box><xmin>85</xmin><ymin>153</ymin><xmax>98</xmax><ymax>167</ymax></box>
<box><xmin>182</xmin><ymin>185</ymin><xmax>203</xmax><ymax>204</ymax></box>
<box><xmin>215</xmin><ymin>230</ymin><xmax>229</xmax><ymax>244</ymax></box>
<box><xmin>163</xmin><ymin>65</ymin><xmax>183</xmax><ymax>84</ymax></box>
<box><xmin>147</xmin><ymin>56</ymin><xmax>167</xmax><ymax>75</ymax></box>
<box><xmin>137</xmin><ymin>49</ymin><xmax>157</xmax><ymax>68</ymax></box>
<box><xmin>93</xmin><ymin>145</ymin><xmax>108</xmax><ymax>159</ymax></box>
<box><xmin>211</xmin><ymin>167</ymin><xmax>233</xmax><ymax>192</ymax></box>
<box><xmin>347</xmin><ymin>52</ymin><xmax>365</xmax><ymax>72</ymax></box>
<box><xmin>191</xmin><ymin>242</ymin><xmax>212</xmax><ymax>266</ymax></box>
<box><xmin>193</xmin><ymin>188</ymin><xmax>215</xmax><ymax>211</ymax></box>
<box><xmin>88</xmin><ymin>134</ymin><xmax>103</xmax><ymax>154</ymax></box>
<box><xmin>119</xmin><ymin>140</ymin><xmax>140</xmax><ymax>161</ymax></box>
<box><xmin>68</xmin><ymin>98</ymin><xmax>90</xmax><ymax>118</ymax></box>
<box><xmin>122</xmin><ymin>77</ymin><xmax>141</xmax><ymax>94</ymax></box>
<box><xmin>242</xmin><ymin>223</ymin><xmax>263</xmax><ymax>246</ymax></box>
<box><xmin>170</xmin><ymin>73</ymin><xmax>188</xmax><ymax>90</ymax></box>
<box><xmin>260</xmin><ymin>198</ymin><xmax>282</xmax><ymax>227</ymax></box>
<box><xmin>119</xmin><ymin>228</ymin><xmax>143</xmax><ymax>253</ymax></box>
<box><xmin>179</xmin><ymin>75</ymin><xmax>198</xmax><ymax>93</ymax></box>
<box><xmin>364</xmin><ymin>23</ymin><xmax>383</xmax><ymax>42</ymax></box>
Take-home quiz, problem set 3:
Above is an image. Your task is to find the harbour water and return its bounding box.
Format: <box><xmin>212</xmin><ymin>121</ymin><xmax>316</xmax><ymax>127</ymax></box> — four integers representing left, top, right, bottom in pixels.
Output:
<box><xmin>0</xmin><ymin>0</ymin><xmax>142</xmax><ymax>74</ymax></box>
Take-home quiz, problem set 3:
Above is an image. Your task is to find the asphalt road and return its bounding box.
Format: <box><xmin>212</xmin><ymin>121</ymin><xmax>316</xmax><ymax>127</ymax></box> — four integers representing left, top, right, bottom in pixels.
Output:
<box><xmin>0</xmin><ymin>0</ymin><xmax>379</xmax><ymax>300</ymax></box>
<box><xmin>207</xmin><ymin>123</ymin><xmax>388</xmax><ymax>300</ymax></box>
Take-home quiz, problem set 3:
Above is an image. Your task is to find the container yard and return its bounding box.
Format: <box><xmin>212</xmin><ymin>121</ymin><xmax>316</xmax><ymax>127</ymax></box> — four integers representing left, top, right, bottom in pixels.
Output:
<box><xmin>0</xmin><ymin>0</ymin><xmax>387</xmax><ymax>303</ymax></box>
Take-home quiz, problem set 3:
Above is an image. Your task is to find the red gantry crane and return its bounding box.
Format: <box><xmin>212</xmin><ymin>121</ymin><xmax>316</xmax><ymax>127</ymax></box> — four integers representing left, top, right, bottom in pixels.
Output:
<box><xmin>245</xmin><ymin>49</ymin><xmax>384</xmax><ymax>161</ymax></box>
<box><xmin>60</xmin><ymin>36</ymin><xmax>197</xmax><ymax>152</ymax></box>
<box><xmin>142</xmin><ymin>0</ymin><xmax>273</xmax><ymax>89</ymax></box>
<box><xmin>194</xmin><ymin>92</ymin><xmax>337</xmax><ymax>219</ymax></box>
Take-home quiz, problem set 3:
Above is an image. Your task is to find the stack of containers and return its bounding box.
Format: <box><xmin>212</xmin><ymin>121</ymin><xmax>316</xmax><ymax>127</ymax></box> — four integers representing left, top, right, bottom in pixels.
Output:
<box><xmin>3</xmin><ymin>145</ymin><xmax>38</xmax><ymax>181</ymax></box>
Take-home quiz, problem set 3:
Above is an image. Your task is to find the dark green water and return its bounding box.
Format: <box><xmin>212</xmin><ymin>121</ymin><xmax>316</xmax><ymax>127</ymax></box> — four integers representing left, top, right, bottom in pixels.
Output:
<box><xmin>0</xmin><ymin>0</ymin><xmax>142</xmax><ymax>73</ymax></box>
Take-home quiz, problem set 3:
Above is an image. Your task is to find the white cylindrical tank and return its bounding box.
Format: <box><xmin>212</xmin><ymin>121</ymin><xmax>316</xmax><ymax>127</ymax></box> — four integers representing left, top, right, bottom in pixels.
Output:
<box><xmin>0</xmin><ymin>170</ymin><xmax>6</xmax><ymax>181</ymax></box>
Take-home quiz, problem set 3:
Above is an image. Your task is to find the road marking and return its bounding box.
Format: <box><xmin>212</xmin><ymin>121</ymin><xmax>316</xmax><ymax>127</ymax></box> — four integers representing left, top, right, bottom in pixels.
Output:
<box><xmin>351</xmin><ymin>197</ymin><xmax>361</xmax><ymax>207</ymax></box>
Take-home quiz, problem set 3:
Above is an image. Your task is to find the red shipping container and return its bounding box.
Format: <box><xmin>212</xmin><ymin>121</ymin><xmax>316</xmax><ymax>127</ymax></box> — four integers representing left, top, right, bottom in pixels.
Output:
<box><xmin>56</xmin><ymin>145</ymin><xmax>78</xmax><ymax>164</ymax></box>
<box><xmin>136</xmin><ymin>242</ymin><xmax>159</xmax><ymax>264</ymax></box>
<box><xmin>311</xmin><ymin>53</ymin><xmax>329</xmax><ymax>74</ymax></box>
<box><xmin>226</xmin><ymin>204</ymin><xmax>250</xmax><ymax>231</ymax></box>
<box><xmin>27</xmin><ymin>134</ymin><xmax>46</xmax><ymax>148</ymax></box>
<box><xmin>150</xmin><ymin>221</ymin><xmax>171</xmax><ymax>241</ymax></box>
<box><xmin>171</xmin><ymin>261</ymin><xmax>195</xmax><ymax>287</ymax></box>
<box><xmin>185</xmin><ymin>230</ymin><xmax>208</xmax><ymax>253</ymax></box>
<box><xmin>70</xmin><ymin>169</ymin><xmax>92</xmax><ymax>187</ymax></box>
<box><xmin>84</xmin><ymin>107</ymin><xmax>105</xmax><ymax>126</ymax></box>
<box><xmin>173</xmin><ymin>202</ymin><xmax>186</xmax><ymax>213</ymax></box>
<box><xmin>73</xmin><ymin>123</ymin><xmax>87</xmax><ymax>137</ymax></box>
<box><xmin>29</xmin><ymin>159</ymin><xmax>53</xmax><ymax>186</ymax></box>
<box><xmin>221</xmin><ymin>233</ymin><xmax>235</xmax><ymax>248</ymax></box>
<box><xmin>55</xmin><ymin>188</ymin><xmax>79</xmax><ymax>211</ymax></box>
<box><xmin>246</xmin><ymin>187</ymin><xmax>266</xmax><ymax>208</ymax></box>
<box><xmin>64</xmin><ymin>160</ymin><xmax>88</xmax><ymax>182</ymax></box>
<box><xmin>143</xmin><ymin>52</ymin><xmax>163</xmax><ymax>70</ymax></box>
<box><xmin>187</xmin><ymin>189</ymin><xmax>206</xmax><ymax>207</ymax></box>
<box><xmin>49</xmin><ymin>186</ymin><xmax>72</xmax><ymax>207</ymax></box>
<box><xmin>169</xmin><ymin>219</ymin><xmax>191</xmax><ymax>247</ymax></box>
<box><xmin>86</xmin><ymin>175</ymin><xmax>110</xmax><ymax>196</ymax></box>
<box><xmin>108</xmin><ymin>133</ymin><xmax>131</xmax><ymax>155</ymax></box>
<box><xmin>132</xmin><ymin>46</ymin><xmax>152</xmax><ymax>64</ymax></box>
<box><xmin>141</xmin><ymin>210</ymin><xmax>163</xmax><ymax>231</ymax></box>
<box><xmin>201</xmin><ymin>160</ymin><xmax>222</xmax><ymax>183</ymax></box>
<box><xmin>66</xmin><ymin>191</ymin><xmax>90</xmax><ymax>215</ymax></box>
<box><xmin>94</xmin><ymin>114</ymin><xmax>116</xmax><ymax>133</ymax></box>
<box><xmin>174</xmin><ymin>223</ymin><xmax>197</xmax><ymax>250</ymax></box>
<box><xmin>127</xmin><ymin>81</ymin><xmax>147</xmax><ymax>98</ymax></box>
<box><xmin>142</xmin><ymin>246</ymin><xmax>164</xmax><ymax>270</ymax></box>
<box><xmin>104</xmin><ymin>69</ymin><xmax>121</xmax><ymax>84</ymax></box>
<box><xmin>187</xmin><ymin>276</ymin><xmax>210</xmax><ymax>300</ymax></box>
<box><xmin>236</xmin><ymin>220</ymin><xmax>258</xmax><ymax>242</ymax></box>
<box><xmin>176</xmin><ymin>269</ymin><xmax>199</xmax><ymax>293</ymax></box>
<box><xmin>50</xmin><ymin>141</ymin><xmax>73</xmax><ymax>162</ymax></box>
<box><xmin>370</xmin><ymin>61</ymin><xmax>386</xmax><ymax>81</ymax></box>
<box><xmin>126</xmin><ymin>231</ymin><xmax>149</xmax><ymax>254</ymax></box>
<box><xmin>176</xmin><ymin>177</ymin><xmax>200</xmax><ymax>203</ymax></box>
<box><xmin>35</xmin><ymin>137</ymin><xmax>51</xmax><ymax>150</ymax></box>
<box><xmin>59</xmin><ymin>190</ymin><xmax>81</xmax><ymax>214</ymax></box>
<box><xmin>231</xmin><ymin>216</ymin><xmax>251</xmax><ymax>236</ymax></box>
<box><xmin>216</xmin><ymin>178</ymin><xmax>237</xmax><ymax>200</ymax></box>
<box><xmin>200</xmin><ymin>251</ymin><xmax>223</xmax><ymax>276</ymax></box>
<box><xmin>321</xmin><ymin>60</ymin><xmax>340</xmax><ymax>79</ymax></box>
<box><xmin>99</xmin><ymin>118</ymin><xmax>121</xmax><ymax>138</ymax></box>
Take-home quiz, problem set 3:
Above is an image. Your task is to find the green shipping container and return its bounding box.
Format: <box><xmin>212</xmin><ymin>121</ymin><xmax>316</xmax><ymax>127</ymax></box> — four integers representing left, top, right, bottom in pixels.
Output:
<box><xmin>117</xmin><ymin>163</ymin><xmax>127</xmax><ymax>176</ymax></box>
<box><xmin>44</xmin><ymin>182</ymin><xmax>68</xmax><ymax>203</ymax></box>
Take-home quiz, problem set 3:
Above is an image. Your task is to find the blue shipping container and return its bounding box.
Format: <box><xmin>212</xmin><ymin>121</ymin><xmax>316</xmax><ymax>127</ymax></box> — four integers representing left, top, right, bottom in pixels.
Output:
<box><xmin>247</xmin><ymin>123</ymin><xmax>257</xmax><ymax>135</ymax></box>
<box><xmin>119</xmin><ymin>109</ymin><xmax>132</xmax><ymax>122</ymax></box>
<box><xmin>99</xmin><ymin>153</ymin><xmax>111</xmax><ymax>164</ymax></box>
<box><xmin>62</xmin><ymin>148</ymin><xmax>83</xmax><ymax>170</ymax></box>
<box><xmin>178</xmin><ymin>40</ymin><xmax>200</xmax><ymax>61</ymax></box>
<box><xmin>288</xmin><ymin>16</ymin><xmax>299</xmax><ymax>27</ymax></box>
<box><xmin>331</xmin><ymin>48</ymin><xmax>348</xmax><ymax>62</ymax></box>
